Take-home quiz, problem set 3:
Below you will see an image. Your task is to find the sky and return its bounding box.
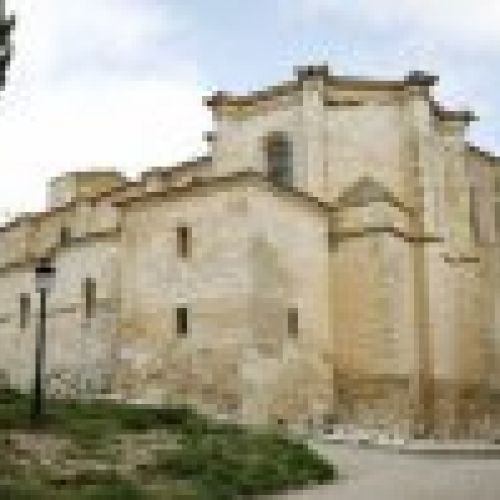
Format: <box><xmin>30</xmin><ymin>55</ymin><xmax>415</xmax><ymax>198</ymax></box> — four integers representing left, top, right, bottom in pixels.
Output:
<box><xmin>0</xmin><ymin>0</ymin><xmax>499</xmax><ymax>222</ymax></box>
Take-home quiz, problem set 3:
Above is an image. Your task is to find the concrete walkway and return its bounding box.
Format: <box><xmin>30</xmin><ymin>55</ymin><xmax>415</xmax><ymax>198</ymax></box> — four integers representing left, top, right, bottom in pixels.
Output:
<box><xmin>272</xmin><ymin>441</ymin><xmax>500</xmax><ymax>499</ymax></box>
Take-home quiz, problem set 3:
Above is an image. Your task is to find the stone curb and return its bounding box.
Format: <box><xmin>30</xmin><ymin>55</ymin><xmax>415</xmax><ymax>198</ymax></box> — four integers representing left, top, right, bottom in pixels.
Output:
<box><xmin>394</xmin><ymin>444</ymin><xmax>500</xmax><ymax>458</ymax></box>
<box><xmin>313</xmin><ymin>434</ymin><xmax>500</xmax><ymax>458</ymax></box>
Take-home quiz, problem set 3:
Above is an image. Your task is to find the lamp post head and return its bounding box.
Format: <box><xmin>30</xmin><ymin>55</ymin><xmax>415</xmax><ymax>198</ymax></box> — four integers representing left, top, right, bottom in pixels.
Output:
<box><xmin>35</xmin><ymin>257</ymin><xmax>55</xmax><ymax>292</ymax></box>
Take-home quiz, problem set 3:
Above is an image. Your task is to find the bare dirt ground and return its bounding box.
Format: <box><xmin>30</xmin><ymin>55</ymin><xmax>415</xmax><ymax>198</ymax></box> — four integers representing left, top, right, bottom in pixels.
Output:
<box><xmin>273</xmin><ymin>441</ymin><xmax>500</xmax><ymax>499</ymax></box>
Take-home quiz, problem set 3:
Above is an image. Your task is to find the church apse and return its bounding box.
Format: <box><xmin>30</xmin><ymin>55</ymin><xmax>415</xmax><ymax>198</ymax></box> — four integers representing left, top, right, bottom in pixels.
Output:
<box><xmin>0</xmin><ymin>65</ymin><xmax>498</xmax><ymax>439</ymax></box>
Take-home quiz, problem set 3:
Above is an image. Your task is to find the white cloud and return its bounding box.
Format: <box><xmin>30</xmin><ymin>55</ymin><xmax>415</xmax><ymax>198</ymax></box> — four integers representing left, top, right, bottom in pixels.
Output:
<box><xmin>0</xmin><ymin>0</ymin><xmax>210</xmax><ymax>222</ymax></box>
<box><xmin>297</xmin><ymin>0</ymin><xmax>500</xmax><ymax>48</ymax></box>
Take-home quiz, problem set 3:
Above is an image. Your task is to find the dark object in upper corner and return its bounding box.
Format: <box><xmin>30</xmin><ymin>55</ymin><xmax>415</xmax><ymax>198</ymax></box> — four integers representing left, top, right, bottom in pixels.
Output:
<box><xmin>0</xmin><ymin>5</ymin><xmax>14</xmax><ymax>90</ymax></box>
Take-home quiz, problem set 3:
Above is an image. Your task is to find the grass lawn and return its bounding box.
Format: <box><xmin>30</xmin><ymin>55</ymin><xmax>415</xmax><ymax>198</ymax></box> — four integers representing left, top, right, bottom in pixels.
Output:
<box><xmin>0</xmin><ymin>383</ymin><xmax>337</xmax><ymax>499</ymax></box>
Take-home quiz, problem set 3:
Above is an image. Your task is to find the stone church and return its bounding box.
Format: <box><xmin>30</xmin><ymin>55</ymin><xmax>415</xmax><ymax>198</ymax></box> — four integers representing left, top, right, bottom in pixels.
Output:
<box><xmin>1</xmin><ymin>65</ymin><xmax>499</xmax><ymax>439</ymax></box>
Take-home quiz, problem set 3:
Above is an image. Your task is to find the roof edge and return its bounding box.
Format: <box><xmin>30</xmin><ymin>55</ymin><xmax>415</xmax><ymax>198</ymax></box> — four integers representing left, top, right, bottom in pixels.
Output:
<box><xmin>0</xmin><ymin>155</ymin><xmax>213</xmax><ymax>235</ymax></box>
<box><xmin>466</xmin><ymin>142</ymin><xmax>500</xmax><ymax>164</ymax></box>
<box><xmin>204</xmin><ymin>65</ymin><xmax>440</xmax><ymax>110</ymax></box>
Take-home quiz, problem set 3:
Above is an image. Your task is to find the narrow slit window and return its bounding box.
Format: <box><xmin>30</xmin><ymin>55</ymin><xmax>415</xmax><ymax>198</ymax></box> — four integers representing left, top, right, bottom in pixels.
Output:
<box><xmin>469</xmin><ymin>185</ymin><xmax>480</xmax><ymax>243</ymax></box>
<box><xmin>60</xmin><ymin>226</ymin><xmax>71</xmax><ymax>246</ymax></box>
<box><xmin>177</xmin><ymin>225</ymin><xmax>191</xmax><ymax>259</ymax></box>
<box><xmin>19</xmin><ymin>293</ymin><xmax>30</xmax><ymax>330</ymax></box>
<box><xmin>176</xmin><ymin>306</ymin><xmax>189</xmax><ymax>337</ymax></box>
<box><xmin>83</xmin><ymin>277</ymin><xmax>96</xmax><ymax>319</ymax></box>
<box><xmin>287</xmin><ymin>307</ymin><xmax>299</xmax><ymax>338</ymax></box>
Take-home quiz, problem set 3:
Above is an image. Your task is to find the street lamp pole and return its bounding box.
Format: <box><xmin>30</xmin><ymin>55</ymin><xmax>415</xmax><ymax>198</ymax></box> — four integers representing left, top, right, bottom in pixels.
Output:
<box><xmin>32</xmin><ymin>285</ymin><xmax>47</xmax><ymax>421</ymax></box>
<box><xmin>31</xmin><ymin>257</ymin><xmax>55</xmax><ymax>424</ymax></box>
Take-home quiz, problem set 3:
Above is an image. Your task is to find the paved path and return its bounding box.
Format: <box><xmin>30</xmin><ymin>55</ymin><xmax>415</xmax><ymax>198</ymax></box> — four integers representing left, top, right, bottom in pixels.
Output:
<box><xmin>273</xmin><ymin>441</ymin><xmax>500</xmax><ymax>499</ymax></box>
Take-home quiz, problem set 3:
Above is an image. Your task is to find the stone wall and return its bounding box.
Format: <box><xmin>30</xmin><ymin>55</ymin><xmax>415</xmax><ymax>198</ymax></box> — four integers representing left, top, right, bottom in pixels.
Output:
<box><xmin>328</xmin><ymin>225</ymin><xmax>416</xmax><ymax>435</ymax></box>
<box><xmin>0</xmin><ymin>266</ymin><xmax>35</xmax><ymax>391</ymax></box>
<box><xmin>244</xmin><ymin>188</ymin><xmax>331</xmax><ymax>426</ymax></box>
<box><xmin>116</xmin><ymin>183</ymin><xmax>255</xmax><ymax>407</ymax></box>
<box><xmin>324</xmin><ymin>97</ymin><xmax>405</xmax><ymax>204</ymax></box>
<box><xmin>115</xmin><ymin>181</ymin><xmax>333</xmax><ymax>426</ymax></box>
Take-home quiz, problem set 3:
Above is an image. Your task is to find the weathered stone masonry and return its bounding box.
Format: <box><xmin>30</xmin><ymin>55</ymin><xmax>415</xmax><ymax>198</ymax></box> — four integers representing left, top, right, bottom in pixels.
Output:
<box><xmin>1</xmin><ymin>65</ymin><xmax>499</xmax><ymax>438</ymax></box>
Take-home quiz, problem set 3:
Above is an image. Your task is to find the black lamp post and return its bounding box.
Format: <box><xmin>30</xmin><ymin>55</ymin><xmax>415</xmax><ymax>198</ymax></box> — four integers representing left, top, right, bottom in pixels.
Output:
<box><xmin>31</xmin><ymin>257</ymin><xmax>55</xmax><ymax>424</ymax></box>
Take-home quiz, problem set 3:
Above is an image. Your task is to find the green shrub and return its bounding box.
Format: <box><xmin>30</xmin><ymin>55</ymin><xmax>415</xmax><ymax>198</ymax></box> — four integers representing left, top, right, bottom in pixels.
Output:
<box><xmin>150</xmin><ymin>427</ymin><xmax>337</xmax><ymax>499</ymax></box>
<box><xmin>73</xmin><ymin>480</ymin><xmax>144</xmax><ymax>500</ymax></box>
<box><xmin>0</xmin><ymin>479</ymin><xmax>146</xmax><ymax>500</ymax></box>
<box><xmin>0</xmin><ymin>384</ymin><xmax>25</xmax><ymax>405</ymax></box>
<box><xmin>0</xmin><ymin>396</ymin><xmax>337</xmax><ymax>498</ymax></box>
<box><xmin>0</xmin><ymin>481</ymin><xmax>40</xmax><ymax>500</ymax></box>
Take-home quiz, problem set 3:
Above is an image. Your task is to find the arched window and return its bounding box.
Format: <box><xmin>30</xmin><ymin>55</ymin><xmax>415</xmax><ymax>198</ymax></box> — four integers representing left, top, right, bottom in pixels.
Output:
<box><xmin>263</xmin><ymin>132</ymin><xmax>293</xmax><ymax>186</ymax></box>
